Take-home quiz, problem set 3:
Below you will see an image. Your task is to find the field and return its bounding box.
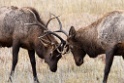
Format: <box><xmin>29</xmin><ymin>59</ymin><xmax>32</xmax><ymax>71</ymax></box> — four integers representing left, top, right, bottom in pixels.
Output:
<box><xmin>0</xmin><ymin>0</ymin><xmax>124</xmax><ymax>83</ymax></box>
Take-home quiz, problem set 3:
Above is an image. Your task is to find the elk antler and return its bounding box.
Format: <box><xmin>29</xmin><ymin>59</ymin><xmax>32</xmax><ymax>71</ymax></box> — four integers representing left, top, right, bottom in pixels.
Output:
<box><xmin>24</xmin><ymin>9</ymin><xmax>69</xmax><ymax>54</ymax></box>
<box><xmin>46</xmin><ymin>14</ymin><xmax>60</xmax><ymax>28</ymax></box>
<box><xmin>39</xmin><ymin>14</ymin><xmax>70</xmax><ymax>54</ymax></box>
<box><xmin>50</xmin><ymin>13</ymin><xmax>68</xmax><ymax>37</ymax></box>
<box><xmin>39</xmin><ymin>14</ymin><xmax>67</xmax><ymax>44</ymax></box>
<box><xmin>24</xmin><ymin>9</ymin><xmax>58</xmax><ymax>30</ymax></box>
<box><xmin>39</xmin><ymin>31</ymin><xmax>66</xmax><ymax>43</ymax></box>
<box><xmin>25</xmin><ymin>16</ymin><xmax>61</xmax><ymax>30</ymax></box>
<box><xmin>24</xmin><ymin>8</ymin><xmax>47</xmax><ymax>30</ymax></box>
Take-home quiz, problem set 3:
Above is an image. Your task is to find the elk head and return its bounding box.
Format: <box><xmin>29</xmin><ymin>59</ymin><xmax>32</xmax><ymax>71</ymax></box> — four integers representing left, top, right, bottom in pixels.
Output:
<box><xmin>67</xmin><ymin>26</ymin><xmax>86</xmax><ymax>66</ymax></box>
<box><xmin>25</xmin><ymin>13</ymin><xmax>68</xmax><ymax>72</ymax></box>
<box><xmin>38</xmin><ymin>14</ymin><xmax>71</xmax><ymax>71</ymax></box>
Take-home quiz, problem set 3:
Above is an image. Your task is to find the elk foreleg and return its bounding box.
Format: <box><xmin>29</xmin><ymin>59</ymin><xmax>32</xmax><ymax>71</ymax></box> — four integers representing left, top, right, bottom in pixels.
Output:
<box><xmin>9</xmin><ymin>41</ymin><xmax>20</xmax><ymax>82</ymax></box>
<box><xmin>28</xmin><ymin>50</ymin><xmax>40</xmax><ymax>83</ymax></box>
<box><xmin>103</xmin><ymin>48</ymin><xmax>115</xmax><ymax>83</ymax></box>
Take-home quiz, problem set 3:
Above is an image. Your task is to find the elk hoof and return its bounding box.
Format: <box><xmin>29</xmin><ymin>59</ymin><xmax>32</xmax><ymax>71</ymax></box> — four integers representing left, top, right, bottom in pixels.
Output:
<box><xmin>8</xmin><ymin>76</ymin><xmax>12</xmax><ymax>83</ymax></box>
<box><xmin>34</xmin><ymin>78</ymin><xmax>40</xmax><ymax>83</ymax></box>
<box><xmin>103</xmin><ymin>81</ymin><xmax>107</xmax><ymax>83</ymax></box>
<box><xmin>34</xmin><ymin>80</ymin><xmax>40</xmax><ymax>83</ymax></box>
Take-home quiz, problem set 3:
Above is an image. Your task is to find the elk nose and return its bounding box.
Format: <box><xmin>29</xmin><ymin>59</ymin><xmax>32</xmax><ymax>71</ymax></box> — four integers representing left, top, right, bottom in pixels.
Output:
<box><xmin>76</xmin><ymin>58</ymin><xmax>83</xmax><ymax>66</ymax></box>
<box><xmin>50</xmin><ymin>67</ymin><xmax>57</xmax><ymax>72</ymax></box>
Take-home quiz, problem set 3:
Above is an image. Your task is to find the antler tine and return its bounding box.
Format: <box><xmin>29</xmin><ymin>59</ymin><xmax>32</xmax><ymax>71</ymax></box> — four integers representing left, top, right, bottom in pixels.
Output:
<box><xmin>46</xmin><ymin>15</ymin><xmax>60</xmax><ymax>28</ymax></box>
<box><xmin>38</xmin><ymin>31</ymin><xmax>49</xmax><ymax>38</ymax></box>
<box><xmin>39</xmin><ymin>31</ymin><xmax>66</xmax><ymax>43</ymax></box>
<box><xmin>50</xmin><ymin>13</ymin><xmax>68</xmax><ymax>37</ymax></box>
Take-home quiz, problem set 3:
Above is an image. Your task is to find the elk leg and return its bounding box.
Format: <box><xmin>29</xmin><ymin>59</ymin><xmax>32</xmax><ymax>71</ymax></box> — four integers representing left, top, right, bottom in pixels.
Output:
<box><xmin>28</xmin><ymin>50</ymin><xmax>40</xmax><ymax>83</ymax></box>
<box><xmin>9</xmin><ymin>41</ymin><xmax>20</xmax><ymax>82</ymax></box>
<box><xmin>103</xmin><ymin>48</ymin><xmax>115</xmax><ymax>83</ymax></box>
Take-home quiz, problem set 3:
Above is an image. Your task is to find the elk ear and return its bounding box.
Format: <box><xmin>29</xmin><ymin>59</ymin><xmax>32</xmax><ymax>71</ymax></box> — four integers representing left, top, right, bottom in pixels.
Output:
<box><xmin>69</xmin><ymin>26</ymin><xmax>76</xmax><ymax>37</ymax></box>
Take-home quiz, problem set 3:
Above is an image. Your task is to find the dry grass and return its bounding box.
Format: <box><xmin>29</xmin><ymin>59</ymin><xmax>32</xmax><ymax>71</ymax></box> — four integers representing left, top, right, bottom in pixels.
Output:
<box><xmin>0</xmin><ymin>0</ymin><xmax>124</xmax><ymax>83</ymax></box>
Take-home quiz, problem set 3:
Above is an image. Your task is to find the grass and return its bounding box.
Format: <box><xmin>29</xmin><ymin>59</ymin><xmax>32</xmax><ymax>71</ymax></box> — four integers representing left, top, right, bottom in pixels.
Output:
<box><xmin>0</xmin><ymin>0</ymin><xmax>124</xmax><ymax>83</ymax></box>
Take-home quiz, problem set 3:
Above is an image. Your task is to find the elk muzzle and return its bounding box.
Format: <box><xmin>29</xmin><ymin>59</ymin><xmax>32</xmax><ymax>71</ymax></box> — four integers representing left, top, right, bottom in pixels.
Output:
<box><xmin>75</xmin><ymin>58</ymin><xmax>84</xmax><ymax>66</ymax></box>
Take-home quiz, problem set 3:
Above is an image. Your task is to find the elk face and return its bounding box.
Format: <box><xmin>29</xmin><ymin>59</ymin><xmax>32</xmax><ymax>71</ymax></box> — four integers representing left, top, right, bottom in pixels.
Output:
<box><xmin>40</xmin><ymin>38</ymin><xmax>62</xmax><ymax>72</ymax></box>
<box><xmin>46</xmin><ymin>46</ymin><xmax>62</xmax><ymax>72</ymax></box>
<box><xmin>26</xmin><ymin>13</ymin><xmax>66</xmax><ymax>72</ymax></box>
<box><xmin>38</xmin><ymin>14</ymin><xmax>68</xmax><ymax>72</ymax></box>
<box><xmin>67</xmin><ymin>26</ymin><xmax>86</xmax><ymax>66</ymax></box>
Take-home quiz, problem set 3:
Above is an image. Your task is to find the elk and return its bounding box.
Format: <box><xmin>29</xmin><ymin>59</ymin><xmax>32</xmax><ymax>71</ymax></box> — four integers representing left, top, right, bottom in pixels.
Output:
<box><xmin>0</xmin><ymin>6</ymin><xmax>65</xmax><ymax>83</ymax></box>
<box><xmin>49</xmin><ymin>11</ymin><xmax>124</xmax><ymax>83</ymax></box>
<box><xmin>66</xmin><ymin>11</ymin><xmax>124</xmax><ymax>83</ymax></box>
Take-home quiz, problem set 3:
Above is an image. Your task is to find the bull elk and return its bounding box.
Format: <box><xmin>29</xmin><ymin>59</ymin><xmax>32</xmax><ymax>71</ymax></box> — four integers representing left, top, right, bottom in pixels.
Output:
<box><xmin>46</xmin><ymin>11</ymin><xmax>124</xmax><ymax>83</ymax></box>
<box><xmin>66</xmin><ymin>11</ymin><xmax>124</xmax><ymax>83</ymax></box>
<box><xmin>0</xmin><ymin>6</ymin><xmax>65</xmax><ymax>83</ymax></box>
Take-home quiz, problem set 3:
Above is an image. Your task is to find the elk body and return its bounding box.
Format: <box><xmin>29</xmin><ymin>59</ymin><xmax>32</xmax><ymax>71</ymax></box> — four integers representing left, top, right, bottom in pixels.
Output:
<box><xmin>67</xmin><ymin>11</ymin><xmax>124</xmax><ymax>83</ymax></box>
<box><xmin>0</xmin><ymin>6</ymin><xmax>63</xmax><ymax>83</ymax></box>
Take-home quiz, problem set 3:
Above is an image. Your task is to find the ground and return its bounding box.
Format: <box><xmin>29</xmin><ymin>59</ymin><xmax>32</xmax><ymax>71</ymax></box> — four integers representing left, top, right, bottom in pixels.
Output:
<box><xmin>0</xmin><ymin>0</ymin><xmax>124</xmax><ymax>83</ymax></box>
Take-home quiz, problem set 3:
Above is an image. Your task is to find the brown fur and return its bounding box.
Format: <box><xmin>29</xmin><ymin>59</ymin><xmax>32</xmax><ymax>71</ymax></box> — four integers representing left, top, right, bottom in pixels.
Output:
<box><xmin>67</xmin><ymin>11</ymin><xmax>124</xmax><ymax>83</ymax></box>
<box><xmin>0</xmin><ymin>6</ymin><xmax>61</xmax><ymax>83</ymax></box>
